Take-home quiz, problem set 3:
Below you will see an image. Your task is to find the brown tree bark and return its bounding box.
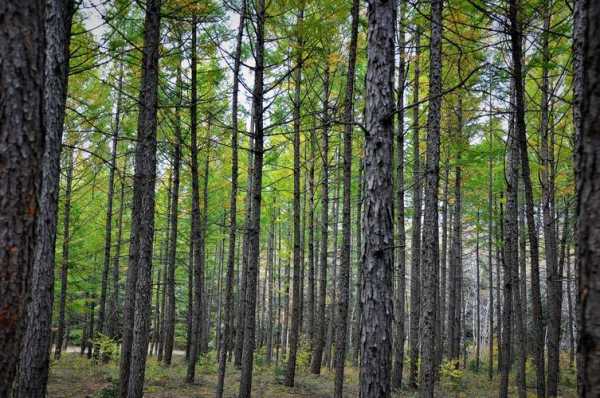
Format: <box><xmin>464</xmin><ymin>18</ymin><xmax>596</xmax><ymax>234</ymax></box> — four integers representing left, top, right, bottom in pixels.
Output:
<box><xmin>15</xmin><ymin>0</ymin><xmax>73</xmax><ymax>394</ymax></box>
<box><xmin>117</xmin><ymin>0</ymin><xmax>161</xmax><ymax>396</ymax></box>
<box><xmin>576</xmin><ymin>0</ymin><xmax>600</xmax><ymax>394</ymax></box>
<box><xmin>409</xmin><ymin>26</ymin><xmax>422</xmax><ymax>390</ymax></box>
<box><xmin>360</xmin><ymin>0</ymin><xmax>395</xmax><ymax>396</ymax></box>
<box><xmin>419</xmin><ymin>0</ymin><xmax>443</xmax><ymax>394</ymax></box>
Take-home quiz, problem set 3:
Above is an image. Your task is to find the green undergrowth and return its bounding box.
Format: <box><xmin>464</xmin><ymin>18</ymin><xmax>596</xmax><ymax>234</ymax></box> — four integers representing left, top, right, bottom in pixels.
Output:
<box><xmin>46</xmin><ymin>350</ymin><xmax>578</xmax><ymax>397</ymax></box>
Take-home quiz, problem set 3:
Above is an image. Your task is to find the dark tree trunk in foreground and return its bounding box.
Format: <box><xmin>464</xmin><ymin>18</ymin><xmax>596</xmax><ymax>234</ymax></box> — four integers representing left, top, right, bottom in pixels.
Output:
<box><xmin>16</xmin><ymin>0</ymin><xmax>73</xmax><ymax>395</ymax></box>
<box><xmin>187</xmin><ymin>17</ymin><xmax>207</xmax><ymax>383</ymax></box>
<box><xmin>285</xmin><ymin>6</ymin><xmax>304</xmax><ymax>387</ymax></box>
<box><xmin>238</xmin><ymin>0</ymin><xmax>265</xmax><ymax>394</ymax></box>
<box><xmin>508</xmin><ymin>2</ymin><xmax>545</xmax><ymax>395</ymax></box>
<box><xmin>360</xmin><ymin>1</ymin><xmax>395</xmax><ymax>396</ymax></box>
<box><xmin>419</xmin><ymin>0</ymin><xmax>443</xmax><ymax>395</ymax></box>
<box><xmin>392</xmin><ymin>1</ymin><xmax>407</xmax><ymax>389</ymax></box>
<box><xmin>163</xmin><ymin>64</ymin><xmax>182</xmax><ymax>366</ymax></box>
<box><xmin>310</xmin><ymin>64</ymin><xmax>331</xmax><ymax>375</ymax></box>
<box><xmin>0</xmin><ymin>1</ymin><xmax>44</xmax><ymax>392</ymax></box>
<box><xmin>409</xmin><ymin>27</ymin><xmax>422</xmax><ymax>390</ymax></box>
<box><xmin>55</xmin><ymin>146</ymin><xmax>75</xmax><ymax>361</ymax></box>
<box><xmin>577</xmin><ymin>0</ymin><xmax>600</xmax><ymax>395</ymax></box>
<box><xmin>216</xmin><ymin>1</ymin><xmax>245</xmax><ymax>394</ymax></box>
<box><xmin>487</xmin><ymin>88</ymin><xmax>494</xmax><ymax>381</ymax></box>
<box><xmin>334</xmin><ymin>0</ymin><xmax>358</xmax><ymax>394</ymax></box>
<box><xmin>118</xmin><ymin>1</ymin><xmax>161</xmax><ymax>396</ymax></box>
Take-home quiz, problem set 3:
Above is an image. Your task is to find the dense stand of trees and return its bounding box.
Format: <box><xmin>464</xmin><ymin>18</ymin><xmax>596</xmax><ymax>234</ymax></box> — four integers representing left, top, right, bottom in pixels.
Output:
<box><xmin>1</xmin><ymin>0</ymin><xmax>600</xmax><ymax>397</ymax></box>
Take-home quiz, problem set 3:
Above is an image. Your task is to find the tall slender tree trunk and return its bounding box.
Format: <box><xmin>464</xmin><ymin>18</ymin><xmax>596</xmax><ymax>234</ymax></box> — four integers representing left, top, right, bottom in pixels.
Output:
<box><xmin>487</xmin><ymin>87</ymin><xmax>494</xmax><ymax>381</ymax></box>
<box><xmin>508</xmin><ymin>2</ymin><xmax>545</xmax><ymax>395</ymax></box>
<box><xmin>109</xmin><ymin>168</ymin><xmax>126</xmax><ymax>339</ymax></box>
<box><xmin>15</xmin><ymin>0</ymin><xmax>73</xmax><ymax>394</ymax></box>
<box><xmin>409</xmin><ymin>27</ymin><xmax>422</xmax><ymax>390</ymax></box>
<box><xmin>360</xmin><ymin>1</ymin><xmax>395</xmax><ymax>396</ymax></box>
<box><xmin>310</xmin><ymin>64</ymin><xmax>331</xmax><ymax>375</ymax></box>
<box><xmin>238</xmin><ymin>0</ymin><xmax>265</xmax><ymax>393</ymax></box>
<box><xmin>98</xmin><ymin>64</ymin><xmax>124</xmax><ymax>344</ymax></box>
<box><xmin>308</xmin><ymin>122</ymin><xmax>316</xmax><ymax>344</ymax></box>
<box><xmin>163</xmin><ymin>63</ymin><xmax>182</xmax><ymax>366</ymax></box>
<box><xmin>285</xmin><ymin>6</ymin><xmax>304</xmax><ymax>386</ymax></box>
<box><xmin>392</xmin><ymin>1</ymin><xmax>407</xmax><ymax>389</ymax></box>
<box><xmin>419</xmin><ymin>1</ymin><xmax>443</xmax><ymax>394</ymax></box>
<box><xmin>216</xmin><ymin>2</ymin><xmax>245</xmax><ymax>391</ymax></box>
<box><xmin>334</xmin><ymin>0</ymin><xmax>358</xmax><ymax>392</ymax></box>
<box><xmin>117</xmin><ymin>1</ymin><xmax>161</xmax><ymax>396</ymax></box>
<box><xmin>476</xmin><ymin>211</ymin><xmax>481</xmax><ymax>372</ymax></box>
<box><xmin>55</xmin><ymin>146</ymin><xmax>75</xmax><ymax>361</ymax></box>
<box><xmin>187</xmin><ymin>17</ymin><xmax>206</xmax><ymax>383</ymax></box>
<box><xmin>576</xmin><ymin>0</ymin><xmax>600</xmax><ymax>394</ymax></box>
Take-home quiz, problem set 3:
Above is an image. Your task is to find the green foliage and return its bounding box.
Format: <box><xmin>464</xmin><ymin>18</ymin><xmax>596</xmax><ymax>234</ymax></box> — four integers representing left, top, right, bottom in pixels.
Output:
<box><xmin>440</xmin><ymin>360</ymin><xmax>465</xmax><ymax>392</ymax></box>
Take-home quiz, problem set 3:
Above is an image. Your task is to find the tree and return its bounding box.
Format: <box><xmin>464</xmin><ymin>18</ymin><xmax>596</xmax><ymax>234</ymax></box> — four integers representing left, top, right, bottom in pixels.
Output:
<box><xmin>360</xmin><ymin>0</ymin><xmax>395</xmax><ymax>396</ymax></box>
<box><xmin>0</xmin><ymin>1</ymin><xmax>44</xmax><ymax>393</ymax></box>
<box><xmin>334</xmin><ymin>0</ymin><xmax>359</xmax><ymax>394</ymax></box>
<box><xmin>419</xmin><ymin>0</ymin><xmax>443</xmax><ymax>394</ymax></box>
<box><xmin>238</xmin><ymin>0</ymin><xmax>265</xmax><ymax>394</ymax></box>
<box><xmin>576</xmin><ymin>0</ymin><xmax>600</xmax><ymax>395</ymax></box>
<box><xmin>15</xmin><ymin>0</ymin><xmax>74</xmax><ymax>394</ymax></box>
<box><xmin>118</xmin><ymin>0</ymin><xmax>161</xmax><ymax>395</ymax></box>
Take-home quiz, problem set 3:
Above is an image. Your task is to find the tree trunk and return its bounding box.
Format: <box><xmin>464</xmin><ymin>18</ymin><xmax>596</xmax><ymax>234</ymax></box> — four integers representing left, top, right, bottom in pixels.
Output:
<box><xmin>216</xmin><ymin>3</ymin><xmax>245</xmax><ymax>389</ymax></box>
<box><xmin>163</xmin><ymin>61</ymin><xmax>182</xmax><ymax>366</ymax></box>
<box><xmin>55</xmin><ymin>146</ymin><xmax>75</xmax><ymax>361</ymax></box>
<box><xmin>392</xmin><ymin>1</ymin><xmax>407</xmax><ymax>389</ymax></box>
<box><xmin>285</xmin><ymin>7</ymin><xmax>304</xmax><ymax>386</ymax></box>
<box><xmin>408</xmin><ymin>26</ymin><xmax>422</xmax><ymax>390</ymax></box>
<box><xmin>117</xmin><ymin>0</ymin><xmax>161</xmax><ymax>395</ymax></box>
<box><xmin>576</xmin><ymin>0</ymin><xmax>600</xmax><ymax>393</ymax></box>
<box><xmin>187</xmin><ymin>17</ymin><xmax>207</xmax><ymax>383</ymax></box>
<box><xmin>418</xmin><ymin>0</ymin><xmax>443</xmax><ymax>394</ymax></box>
<box><xmin>508</xmin><ymin>1</ymin><xmax>546</xmax><ymax>395</ymax></box>
<box><xmin>360</xmin><ymin>1</ymin><xmax>395</xmax><ymax>396</ymax></box>
<box><xmin>308</xmin><ymin>121</ymin><xmax>316</xmax><ymax>345</ymax></box>
<box><xmin>15</xmin><ymin>0</ymin><xmax>73</xmax><ymax>394</ymax></box>
<box><xmin>310</xmin><ymin>64</ymin><xmax>331</xmax><ymax>375</ymax></box>
<box><xmin>334</xmin><ymin>0</ymin><xmax>358</xmax><ymax>394</ymax></box>
<box><xmin>487</xmin><ymin>87</ymin><xmax>494</xmax><ymax>381</ymax></box>
<box><xmin>98</xmin><ymin>63</ymin><xmax>124</xmax><ymax>343</ymax></box>
<box><xmin>476</xmin><ymin>211</ymin><xmax>481</xmax><ymax>372</ymax></box>
<box><xmin>0</xmin><ymin>0</ymin><xmax>44</xmax><ymax>391</ymax></box>
<box><xmin>109</xmin><ymin>167</ymin><xmax>126</xmax><ymax>339</ymax></box>
<box><xmin>238</xmin><ymin>0</ymin><xmax>265</xmax><ymax>394</ymax></box>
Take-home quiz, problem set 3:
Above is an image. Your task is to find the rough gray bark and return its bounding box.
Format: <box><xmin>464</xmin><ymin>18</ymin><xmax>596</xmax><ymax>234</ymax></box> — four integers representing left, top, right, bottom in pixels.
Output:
<box><xmin>163</xmin><ymin>63</ymin><xmax>182</xmax><ymax>366</ymax></box>
<box><xmin>285</xmin><ymin>8</ymin><xmax>304</xmax><ymax>386</ymax></box>
<box><xmin>576</xmin><ymin>0</ymin><xmax>600</xmax><ymax>395</ymax></box>
<box><xmin>508</xmin><ymin>1</ymin><xmax>545</xmax><ymax>395</ymax></box>
<box><xmin>418</xmin><ymin>0</ymin><xmax>443</xmax><ymax>394</ymax></box>
<box><xmin>475</xmin><ymin>211</ymin><xmax>481</xmax><ymax>372</ymax></box>
<box><xmin>438</xmin><ymin>157</ymin><xmax>449</xmax><ymax>368</ymax></box>
<box><xmin>216</xmin><ymin>1</ymin><xmax>245</xmax><ymax>393</ymax></box>
<box><xmin>310</xmin><ymin>64</ymin><xmax>331</xmax><ymax>375</ymax></box>
<box><xmin>409</xmin><ymin>27</ymin><xmax>422</xmax><ymax>390</ymax></box>
<box><xmin>0</xmin><ymin>1</ymin><xmax>44</xmax><ymax>389</ymax></box>
<box><xmin>392</xmin><ymin>1</ymin><xmax>407</xmax><ymax>389</ymax></box>
<box><xmin>360</xmin><ymin>0</ymin><xmax>395</xmax><ymax>396</ymax></box>
<box><xmin>117</xmin><ymin>0</ymin><xmax>161</xmax><ymax>396</ymax></box>
<box><xmin>55</xmin><ymin>146</ymin><xmax>75</xmax><ymax>360</ymax></box>
<box><xmin>238</xmin><ymin>0</ymin><xmax>265</xmax><ymax>393</ymax></box>
<box><xmin>15</xmin><ymin>0</ymin><xmax>73</xmax><ymax>394</ymax></box>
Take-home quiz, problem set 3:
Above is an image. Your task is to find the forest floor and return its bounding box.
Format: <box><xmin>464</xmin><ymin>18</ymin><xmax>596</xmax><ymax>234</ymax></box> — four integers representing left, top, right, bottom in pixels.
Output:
<box><xmin>47</xmin><ymin>351</ymin><xmax>578</xmax><ymax>397</ymax></box>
